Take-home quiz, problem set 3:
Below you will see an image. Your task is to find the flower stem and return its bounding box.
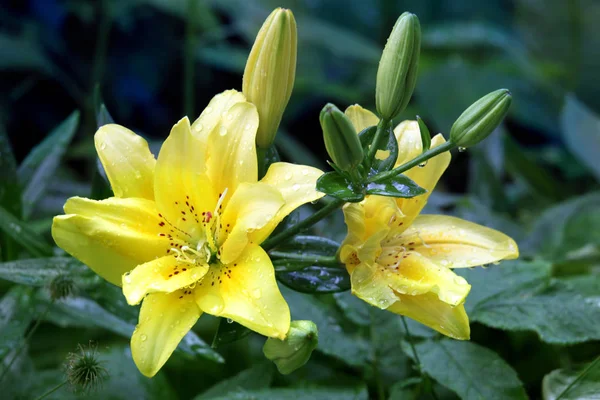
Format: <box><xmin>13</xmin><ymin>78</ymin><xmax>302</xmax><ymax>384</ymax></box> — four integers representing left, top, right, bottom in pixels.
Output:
<box><xmin>365</xmin><ymin>118</ymin><xmax>391</xmax><ymax>169</ymax></box>
<box><xmin>369</xmin><ymin>140</ymin><xmax>455</xmax><ymax>183</ymax></box>
<box><xmin>401</xmin><ymin>316</ymin><xmax>439</xmax><ymax>400</ymax></box>
<box><xmin>262</xmin><ymin>198</ymin><xmax>344</xmax><ymax>251</ymax></box>
<box><xmin>370</xmin><ymin>310</ymin><xmax>385</xmax><ymax>400</ymax></box>
<box><xmin>34</xmin><ymin>380</ymin><xmax>67</xmax><ymax>400</ymax></box>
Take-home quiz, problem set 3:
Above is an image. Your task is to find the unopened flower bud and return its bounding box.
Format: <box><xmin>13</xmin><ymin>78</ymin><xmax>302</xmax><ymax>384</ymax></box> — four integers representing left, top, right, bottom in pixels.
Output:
<box><xmin>243</xmin><ymin>8</ymin><xmax>297</xmax><ymax>149</ymax></box>
<box><xmin>263</xmin><ymin>320</ymin><xmax>318</xmax><ymax>375</ymax></box>
<box><xmin>376</xmin><ymin>12</ymin><xmax>421</xmax><ymax>120</ymax></box>
<box><xmin>320</xmin><ymin>103</ymin><xmax>364</xmax><ymax>172</ymax></box>
<box><xmin>450</xmin><ymin>89</ymin><xmax>512</xmax><ymax>148</ymax></box>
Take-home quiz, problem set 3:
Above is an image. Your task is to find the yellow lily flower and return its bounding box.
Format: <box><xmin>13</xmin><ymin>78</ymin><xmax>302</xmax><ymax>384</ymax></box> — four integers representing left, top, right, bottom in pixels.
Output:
<box><xmin>52</xmin><ymin>90</ymin><xmax>324</xmax><ymax>377</ymax></box>
<box><xmin>340</xmin><ymin>105</ymin><xmax>519</xmax><ymax>340</ymax></box>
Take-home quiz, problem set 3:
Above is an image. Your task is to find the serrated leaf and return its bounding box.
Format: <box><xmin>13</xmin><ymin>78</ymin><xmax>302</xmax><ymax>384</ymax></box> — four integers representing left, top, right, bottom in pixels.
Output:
<box><xmin>18</xmin><ymin>111</ymin><xmax>80</xmax><ymax>218</ymax></box>
<box><xmin>278</xmin><ymin>266</ymin><xmax>350</xmax><ymax>294</ymax></box>
<box><xmin>542</xmin><ymin>357</ymin><xmax>600</xmax><ymax>400</ymax></box>
<box><xmin>211</xmin><ymin>318</ymin><xmax>252</xmax><ymax>348</ymax></box>
<box><xmin>410</xmin><ymin>339</ymin><xmax>527</xmax><ymax>400</ymax></box>
<box><xmin>282</xmin><ymin>287</ymin><xmax>369</xmax><ymax>367</ymax></box>
<box><xmin>0</xmin><ymin>257</ymin><xmax>98</xmax><ymax>288</ymax></box>
<box><xmin>365</xmin><ymin>175</ymin><xmax>426</xmax><ymax>198</ymax></box>
<box><xmin>358</xmin><ymin>125</ymin><xmax>399</xmax><ymax>174</ymax></box>
<box><xmin>316</xmin><ymin>171</ymin><xmax>364</xmax><ymax>202</ymax></box>
<box><xmin>459</xmin><ymin>261</ymin><xmax>600</xmax><ymax>344</ymax></box>
<box><xmin>194</xmin><ymin>363</ymin><xmax>274</xmax><ymax>399</ymax></box>
<box><xmin>0</xmin><ymin>286</ymin><xmax>35</xmax><ymax>360</ymax></box>
<box><xmin>0</xmin><ymin>204</ymin><xmax>53</xmax><ymax>257</ymax></box>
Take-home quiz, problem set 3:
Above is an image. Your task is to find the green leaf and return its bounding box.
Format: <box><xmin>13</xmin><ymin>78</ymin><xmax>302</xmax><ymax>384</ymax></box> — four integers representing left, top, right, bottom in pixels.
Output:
<box><xmin>316</xmin><ymin>172</ymin><xmax>364</xmax><ymax>202</ymax></box>
<box><xmin>18</xmin><ymin>111</ymin><xmax>80</xmax><ymax>218</ymax></box>
<box><xmin>410</xmin><ymin>339</ymin><xmax>527</xmax><ymax>400</ymax></box>
<box><xmin>365</xmin><ymin>175</ymin><xmax>426</xmax><ymax>198</ymax></box>
<box><xmin>0</xmin><ymin>203</ymin><xmax>53</xmax><ymax>257</ymax></box>
<box><xmin>203</xmin><ymin>385</ymin><xmax>368</xmax><ymax>400</ymax></box>
<box><xmin>0</xmin><ymin>124</ymin><xmax>22</xmax><ymax>260</ymax></box>
<box><xmin>542</xmin><ymin>357</ymin><xmax>600</xmax><ymax>400</ymax></box>
<box><xmin>211</xmin><ymin>318</ymin><xmax>252</xmax><ymax>349</ymax></box>
<box><xmin>358</xmin><ymin>126</ymin><xmax>399</xmax><ymax>173</ymax></box>
<box><xmin>459</xmin><ymin>261</ymin><xmax>600</xmax><ymax>344</ymax></box>
<box><xmin>272</xmin><ymin>235</ymin><xmax>340</xmax><ymax>258</ymax></box>
<box><xmin>389</xmin><ymin>377</ymin><xmax>422</xmax><ymax>400</ymax></box>
<box><xmin>194</xmin><ymin>363</ymin><xmax>274</xmax><ymax>399</ymax></box>
<box><xmin>0</xmin><ymin>286</ymin><xmax>35</xmax><ymax>360</ymax></box>
<box><xmin>416</xmin><ymin>116</ymin><xmax>432</xmax><ymax>152</ymax></box>
<box><xmin>0</xmin><ymin>257</ymin><xmax>98</xmax><ymax>288</ymax></box>
<box><xmin>282</xmin><ymin>287</ymin><xmax>370</xmax><ymax>368</ymax></box>
<box><xmin>277</xmin><ymin>266</ymin><xmax>350</xmax><ymax>294</ymax></box>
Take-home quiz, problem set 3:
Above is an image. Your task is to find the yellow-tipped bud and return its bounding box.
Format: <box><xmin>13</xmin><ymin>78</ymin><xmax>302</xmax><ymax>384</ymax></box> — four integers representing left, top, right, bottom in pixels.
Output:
<box><xmin>263</xmin><ymin>320</ymin><xmax>318</xmax><ymax>375</ymax></box>
<box><xmin>243</xmin><ymin>8</ymin><xmax>297</xmax><ymax>149</ymax></box>
<box><xmin>450</xmin><ymin>89</ymin><xmax>512</xmax><ymax>148</ymax></box>
<box><xmin>376</xmin><ymin>12</ymin><xmax>421</xmax><ymax>120</ymax></box>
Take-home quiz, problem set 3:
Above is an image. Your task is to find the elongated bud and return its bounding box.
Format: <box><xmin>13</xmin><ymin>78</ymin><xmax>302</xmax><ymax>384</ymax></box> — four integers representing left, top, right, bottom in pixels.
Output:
<box><xmin>243</xmin><ymin>8</ymin><xmax>297</xmax><ymax>149</ymax></box>
<box><xmin>376</xmin><ymin>12</ymin><xmax>421</xmax><ymax>120</ymax></box>
<box><xmin>320</xmin><ymin>103</ymin><xmax>364</xmax><ymax>171</ymax></box>
<box><xmin>450</xmin><ymin>89</ymin><xmax>512</xmax><ymax>147</ymax></box>
<box><xmin>263</xmin><ymin>320</ymin><xmax>318</xmax><ymax>375</ymax></box>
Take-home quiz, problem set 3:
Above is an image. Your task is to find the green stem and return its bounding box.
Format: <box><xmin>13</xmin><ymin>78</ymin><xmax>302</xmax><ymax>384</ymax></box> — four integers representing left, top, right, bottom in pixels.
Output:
<box><xmin>262</xmin><ymin>198</ymin><xmax>344</xmax><ymax>251</ymax></box>
<box><xmin>556</xmin><ymin>355</ymin><xmax>600</xmax><ymax>400</ymax></box>
<box><xmin>401</xmin><ymin>317</ymin><xmax>439</xmax><ymax>400</ymax></box>
<box><xmin>369</xmin><ymin>141</ymin><xmax>455</xmax><ymax>183</ymax></box>
<box><xmin>365</xmin><ymin>118</ymin><xmax>390</xmax><ymax>169</ymax></box>
<box><xmin>34</xmin><ymin>380</ymin><xmax>68</xmax><ymax>400</ymax></box>
<box><xmin>370</xmin><ymin>310</ymin><xmax>385</xmax><ymax>400</ymax></box>
<box><xmin>0</xmin><ymin>300</ymin><xmax>53</xmax><ymax>383</ymax></box>
<box><xmin>184</xmin><ymin>0</ymin><xmax>198</xmax><ymax>117</ymax></box>
<box><xmin>269</xmin><ymin>252</ymin><xmax>340</xmax><ymax>266</ymax></box>
<box><xmin>256</xmin><ymin>147</ymin><xmax>268</xmax><ymax>179</ymax></box>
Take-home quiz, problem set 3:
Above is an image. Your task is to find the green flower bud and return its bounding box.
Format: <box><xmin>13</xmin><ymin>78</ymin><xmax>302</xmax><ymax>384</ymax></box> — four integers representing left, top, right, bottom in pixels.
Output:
<box><xmin>450</xmin><ymin>89</ymin><xmax>512</xmax><ymax>148</ymax></box>
<box><xmin>243</xmin><ymin>8</ymin><xmax>297</xmax><ymax>149</ymax></box>
<box><xmin>263</xmin><ymin>320</ymin><xmax>318</xmax><ymax>375</ymax></box>
<box><xmin>376</xmin><ymin>12</ymin><xmax>421</xmax><ymax>120</ymax></box>
<box><xmin>320</xmin><ymin>103</ymin><xmax>364</xmax><ymax>171</ymax></box>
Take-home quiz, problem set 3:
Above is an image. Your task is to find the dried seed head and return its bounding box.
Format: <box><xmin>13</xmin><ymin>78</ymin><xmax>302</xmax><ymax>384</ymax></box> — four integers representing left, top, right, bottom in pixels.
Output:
<box><xmin>64</xmin><ymin>341</ymin><xmax>108</xmax><ymax>394</ymax></box>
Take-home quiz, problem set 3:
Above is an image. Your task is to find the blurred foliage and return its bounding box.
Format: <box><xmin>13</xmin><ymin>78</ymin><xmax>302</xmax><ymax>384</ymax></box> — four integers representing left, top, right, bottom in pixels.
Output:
<box><xmin>0</xmin><ymin>0</ymin><xmax>599</xmax><ymax>399</ymax></box>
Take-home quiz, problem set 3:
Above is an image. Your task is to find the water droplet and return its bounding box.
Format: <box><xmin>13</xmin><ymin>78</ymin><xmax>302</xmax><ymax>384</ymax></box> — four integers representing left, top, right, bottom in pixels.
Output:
<box><xmin>453</xmin><ymin>276</ymin><xmax>468</xmax><ymax>285</ymax></box>
<box><xmin>292</xmin><ymin>184</ymin><xmax>300</xmax><ymax>191</ymax></box>
<box><xmin>194</xmin><ymin>123</ymin><xmax>204</xmax><ymax>132</ymax></box>
<box><xmin>100</xmin><ymin>142</ymin><xmax>107</xmax><ymax>150</ymax></box>
<box><xmin>301</xmin><ymin>170</ymin><xmax>309</xmax><ymax>176</ymax></box>
<box><xmin>458</xmin><ymin>146</ymin><xmax>466</xmax><ymax>152</ymax></box>
<box><xmin>251</xmin><ymin>288</ymin><xmax>262</xmax><ymax>299</ymax></box>
<box><xmin>226</xmin><ymin>113</ymin><xmax>233</xmax><ymax>121</ymax></box>
<box><xmin>219</xmin><ymin>126</ymin><xmax>228</xmax><ymax>136</ymax></box>
<box><xmin>123</xmin><ymin>273</ymin><xmax>132</xmax><ymax>284</ymax></box>
<box><xmin>202</xmin><ymin>293</ymin><xmax>224</xmax><ymax>314</ymax></box>
<box><xmin>418</xmin><ymin>161</ymin><xmax>428</xmax><ymax>167</ymax></box>
<box><xmin>285</xmin><ymin>173</ymin><xmax>292</xmax><ymax>180</ymax></box>
<box><xmin>226</xmin><ymin>318</ymin><xmax>233</xmax><ymax>324</ymax></box>
<box><xmin>140</xmin><ymin>334</ymin><xmax>147</xmax><ymax>341</ymax></box>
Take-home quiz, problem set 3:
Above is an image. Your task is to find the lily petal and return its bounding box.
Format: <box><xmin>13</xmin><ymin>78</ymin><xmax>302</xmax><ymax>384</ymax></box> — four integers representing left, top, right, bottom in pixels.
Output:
<box><xmin>123</xmin><ymin>255</ymin><xmax>209</xmax><ymax>305</ymax></box>
<box><xmin>205</xmin><ymin>101</ymin><xmax>259</xmax><ymax>199</ymax></box>
<box><xmin>190</xmin><ymin>90</ymin><xmax>246</xmax><ymax>139</ymax></box>
<box><xmin>403</xmin><ymin>215</ymin><xmax>519</xmax><ymax>267</ymax></box>
<box><xmin>154</xmin><ymin>117</ymin><xmax>217</xmax><ymax>234</ymax></box>
<box><xmin>219</xmin><ymin>182</ymin><xmax>284</xmax><ymax>264</ymax></box>
<box><xmin>52</xmin><ymin>197</ymin><xmax>169</xmax><ymax>286</ymax></box>
<box><xmin>195</xmin><ymin>245</ymin><xmax>290</xmax><ymax>339</ymax></box>
<box><xmin>345</xmin><ymin>104</ymin><xmax>379</xmax><ymax>133</ymax></box>
<box><xmin>131</xmin><ymin>291</ymin><xmax>201</xmax><ymax>377</ymax></box>
<box><xmin>253</xmin><ymin>162</ymin><xmax>324</xmax><ymax>244</ymax></box>
<box><xmin>387</xmin><ymin>292</ymin><xmax>470</xmax><ymax>340</ymax></box>
<box><xmin>95</xmin><ymin>124</ymin><xmax>156</xmax><ymax>200</ymax></box>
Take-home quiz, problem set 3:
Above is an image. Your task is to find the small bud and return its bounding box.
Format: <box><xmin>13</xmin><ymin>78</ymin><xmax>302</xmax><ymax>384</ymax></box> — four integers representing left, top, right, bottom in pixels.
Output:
<box><xmin>263</xmin><ymin>320</ymin><xmax>318</xmax><ymax>375</ymax></box>
<box><xmin>376</xmin><ymin>12</ymin><xmax>421</xmax><ymax>120</ymax></box>
<box><xmin>243</xmin><ymin>8</ymin><xmax>297</xmax><ymax>149</ymax></box>
<box><xmin>320</xmin><ymin>103</ymin><xmax>364</xmax><ymax>172</ymax></box>
<box><xmin>64</xmin><ymin>341</ymin><xmax>108</xmax><ymax>394</ymax></box>
<box><xmin>50</xmin><ymin>274</ymin><xmax>75</xmax><ymax>301</ymax></box>
<box><xmin>450</xmin><ymin>89</ymin><xmax>512</xmax><ymax>147</ymax></box>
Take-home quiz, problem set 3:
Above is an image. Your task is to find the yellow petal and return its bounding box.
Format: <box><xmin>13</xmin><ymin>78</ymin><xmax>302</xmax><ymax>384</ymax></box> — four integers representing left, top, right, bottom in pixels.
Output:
<box><xmin>253</xmin><ymin>162</ymin><xmax>325</xmax><ymax>244</ymax></box>
<box><xmin>386</xmin><ymin>292</ymin><xmax>470</xmax><ymax>340</ymax></box>
<box><xmin>394</xmin><ymin>121</ymin><xmax>450</xmax><ymax>223</ymax></box>
<box><xmin>195</xmin><ymin>245</ymin><xmax>290</xmax><ymax>339</ymax></box>
<box><xmin>403</xmin><ymin>215</ymin><xmax>519</xmax><ymax>268</ymax></box>
<box><xmin>190</xmin><ymin>89</ymin><xmax>246</xmax><ymax>140</ymax></box>
<box><xmin>123</xmin><ymin>255</ymin><xmax>209</xmax><ymax>305</ymax></box>
<box><xmin>94</xmin><ymin>124</ymin><xmax>156</xmax><ymax>200</ymax></box>
<box><xmin>131</xmin><ymin>291</ymin><xmax>201</xmax><ymax>377</ymax></box>
<box><xmin>205</xmin><ymin>101</ymin><xmax>259</xmax><ymax>199</ymax></box>
<box><xmin>219</xmin><ymin>182</ymin><xmax>284</xmax><ymax>264</ymax></box>
<box><xmin>52</xmin><ymin>197</ymin><xmax>170</xmax><ymax>286</ymax></box>
<box><xmin>344</xmin><ymin>104</ymin><xmax>379</xmax><ymax>133</ymax></box>
<box><xmin>350</xmin><ymin>252</ymin><xmax>471</xmax><ymax>309</ymax></box>
<box><xmin>154</xmin><ymin>117</ymin><xmax>217</xmax><ymax>235</ymax></box>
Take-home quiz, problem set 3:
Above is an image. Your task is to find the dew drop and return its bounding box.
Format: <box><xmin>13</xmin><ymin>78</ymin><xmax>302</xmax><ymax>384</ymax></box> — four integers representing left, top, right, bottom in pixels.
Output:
<box><xmin>418</xmin><ymin>161</ymin><xmax>428</xmax><ymax>167</ymax></box>
<box><xmin>194</xmin><ymin>123</ymin><xmax>204</xmax><ymax>132</ymax></box>
<box><xmin>219</xmin><ymin>126</ymin><xmax>228</xmax><ymax>136</ymax></box>
<box><xmin>458</xmin><ymin>146</ymin><xmax>466</xmax><ymax>152</ymax></box>
<box><xmin>100</xmin><ymin>142</ymin><xmax>107</xmax><ymax>150</ymax></box>
<box><xmin>292</xmin><ymin>184</ymin><xmax>300</xmax><ymax>191</ymax></box>
<box><xmin>251</xmin><ymin>288</ymin><xmax>262</xmax><ymax>299</ymax></box>
<box><xmin>285</xmin><ymin>173</ymin><xmax>292</xmax><ymax>180</ymax></box>
<box><xmin>140</xmin><ymin>334</ymin><xmax>147</xmax><ymax>341</ymax></box>
<box><xmin>226</xmin><ymin>318</ymin><xmax>233</xmax><ymax>324</ymax></box>
<box><xmin>203</xmin><ymin>293</ymin><xmax>224</xmax><ymax>314</ymax></box>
